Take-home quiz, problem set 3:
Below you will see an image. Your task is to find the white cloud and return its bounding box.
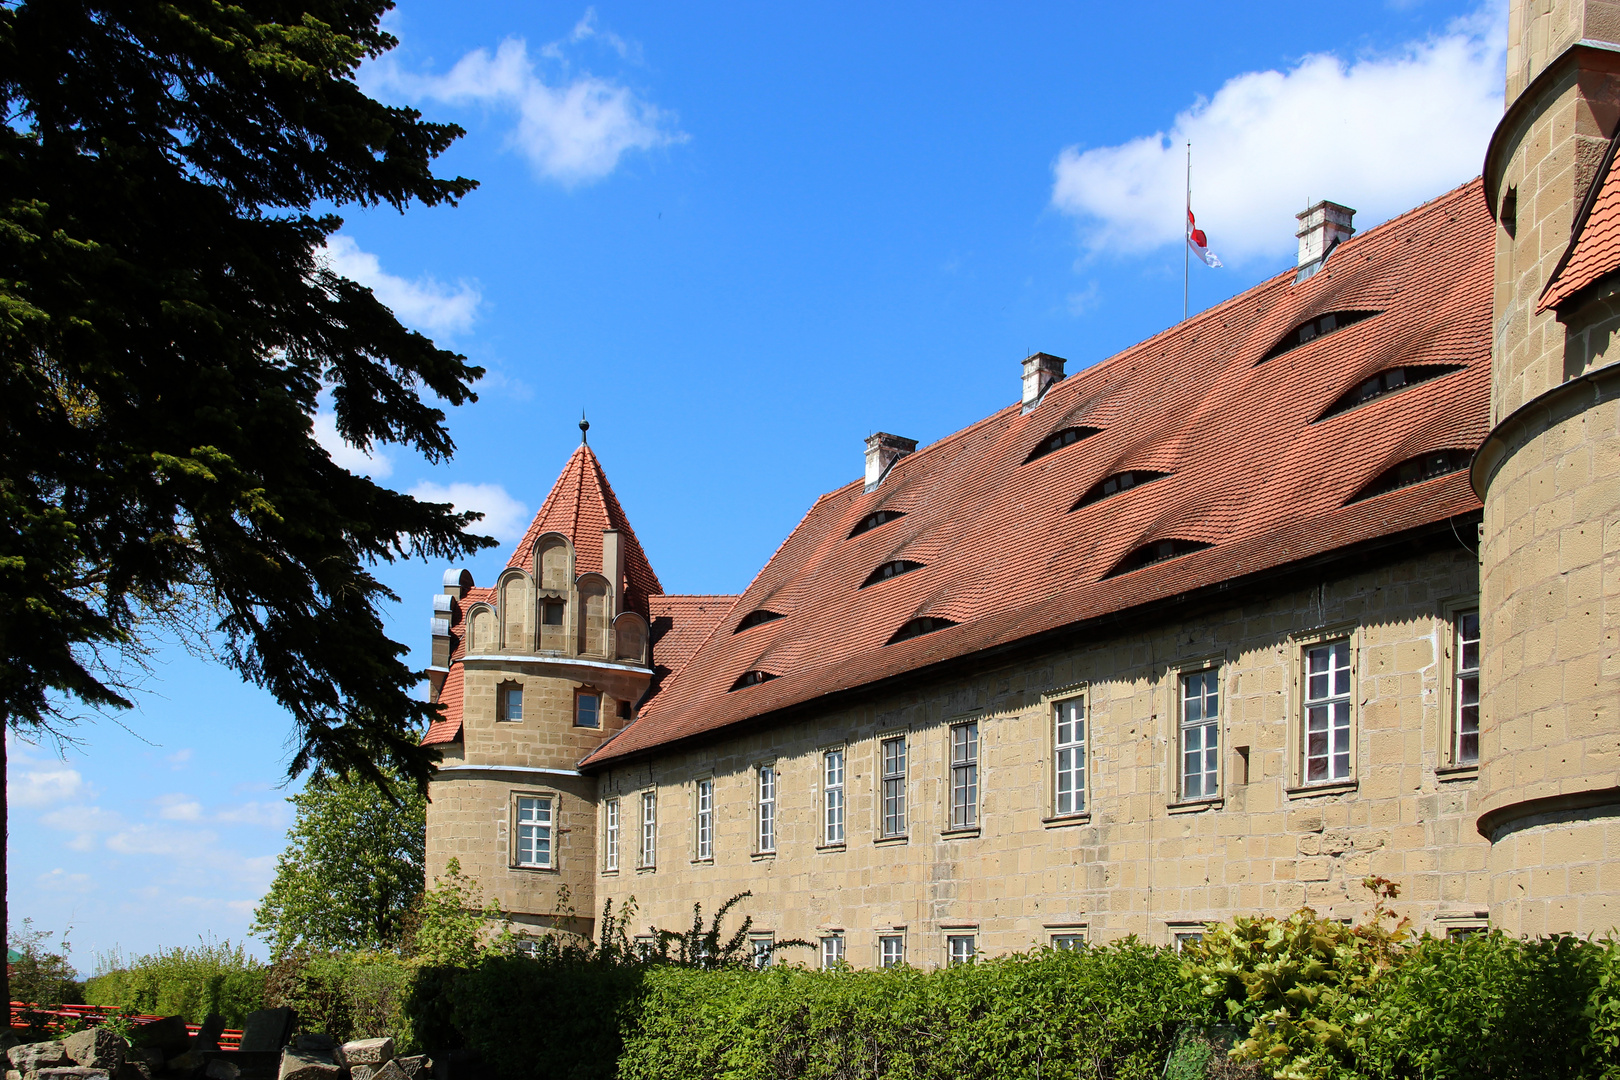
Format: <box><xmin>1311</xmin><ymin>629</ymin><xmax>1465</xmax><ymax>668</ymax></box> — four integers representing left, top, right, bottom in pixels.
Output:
<box><xmin>409</xmin><ymin>481</ymin><xmax>530</xmax><ymax>543</ymax></box>
<box><xmin>156</xmin><ymin>794</ymin><xmax>204</xmax><ymax>822</ymax></box>
<box><xmin>1050</xmin><ymin>5</ymin><xmax>1506</xmax><ymax>264</ymax></box>
<box><xmin>166</xmin><ymin>748</ymin><xmax>193</xmax><ymax>770</ymax></box>
<box><xmin>106</xmin><ymin>824</ymin><xmax>219</xmax><ymax>858</ymax></box>
<box><xmin>8</xmin><ymin>767</ymin><xmax>84</xmax><ymax>808</ymax></box>
<box><xmin>320</xmin><ymin>235</ymin><xmax>481</xmax><ymax>337</ymax></box>
<box><xmin>313</xmin><ymin>412</ymin><xmax>394</xmax><ymax>480</ymax></box>
<box><xmin>367</xmin><ymin>34</ymin><xmax>684</xmax><ymax>186</ymax></box>
<box><xmin>215</xmin><ymin>801</ymin><xmax>290</xmax><ymax>829</ymax></box>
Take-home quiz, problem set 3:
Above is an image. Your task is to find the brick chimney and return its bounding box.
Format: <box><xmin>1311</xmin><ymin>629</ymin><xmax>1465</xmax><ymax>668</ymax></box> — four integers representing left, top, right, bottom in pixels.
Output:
<box><xmin>865</xmin><ymin>432</ymin><xmax>918</xmax><ymax>492</ymax></box>
<box><xmin>1295</xmin><ymin>201</ymin><xmax>1355</xmax><ymax>282</ymax></box>
<box><xmin>1021</xmin><ymin>352</ymin><xmax>1067</xmax><ymax>412</ymax></box>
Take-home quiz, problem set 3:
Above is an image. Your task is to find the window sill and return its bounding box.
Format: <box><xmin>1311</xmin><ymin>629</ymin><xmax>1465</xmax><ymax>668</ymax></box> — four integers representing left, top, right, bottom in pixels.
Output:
<box><xmin>1286</xmin><ymin>779</ymin><xmax>1358</xmax><ymax>799</ymax></box>
<box><xmin>940</xmin><ymin>826</ymin><xmax>980</xmax><ymax>839</ymax></box>
<box><xmin>1167</xmin><ymin>797</ymin><xmax>1224</xmax><ymax>814</ymax></box>
<box><xmin>635</xmin><ymin>865</ymin><xmax>657</xmax><ymax>874</ymax></box>
<box><xmin>751</xmin><ymin>850</ymin><xmax>777</xmax><ymax>862</ymax></box>
<box><xmin>1436</xmin><ymin>763</ymin><xmax>1479</xmax><ymax>782</ymax></box>
<box><xmin>510</xmin><ymin>864</ymin><xmax>557</xmax><ymax>873</ymax></box>
<box><xmin>691</xmin><ymin>858</ymin><xmax>713</xmax><ymax>866</ymax></box>
<box><xmin>601</xmin><ymin>869</ymin><xmax>620</xmax><ymax>877</ymax></box>
<box><xmin>874</xmin><ymin>834</ymin><xmax>908</xmax><ymax>847</ymax></box>
<box><xmin>1042</xmin><ymin>813</ymin><xmax>1090</xmax><ymax>828</ymax></box>
<box><xmin>816</xmin><ymin>842</ymin><xmax>847</xmax><ymax>853</ymax></box>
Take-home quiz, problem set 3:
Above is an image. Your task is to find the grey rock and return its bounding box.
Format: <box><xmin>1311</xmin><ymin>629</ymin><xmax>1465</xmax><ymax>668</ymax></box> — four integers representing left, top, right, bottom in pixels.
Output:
<box><xmin>64</xmin><ymin>1030</ymin><xmax>123</xmax><ymax>1070</ymax></box>
<box><xmin>7</xmin><ymin>1067</ymin><xmax>21</xmax><ymax>1080</ymax></box>
<box><xmin>367</xmin><ymin>1063</ymin><xmax>407</xmax><ymax>1080</ymax></box>
<box><xmin>130</xmin><ymin>1018</ymin><xmax>190</xmax><ymax>1057</ymax></box>
<box><xmin>336</xmin><ymin>1040</ymin><xmax>391</xmax><ymax>1068</ymax></box>
<box><xmin>165</xmin><ymin>1049</ymin><xmax>205</xmax><ymax>1076</ymax></box>
<box><xmin>37</xmin><ymin>1070</ymin><xmax>112</xmax><ymax>1080</ymax></box>
<box><xmin>392</xmin><ymin>1057</ymin><xmax>428</xmax><ymax>1080</ymax></box>
<box><xmin>203</xmin><ymin>1060</ymin><xmax>239</xmax><ymax>1080</ymax></box>
<box><xmin>9</xmin><ymin>1043</ymin><xmax>69</xmax><ymax>1072</ymax></box>
<box><xmin>347</xmin><ymin>1069</ymin><xmax>374</xmax><ymax>1080</ymax></box>
<box><xmin>235</xmin><ymin>1011</ymin><xmax>294</xmax><ymax>1056</ymax></box>
<box><xmin>114</xmin><ymin>1062</ymin><xmax>151</xmax><ymax>1080</ymax></box>
<box><xmin>192</xmin><ymin>1017</ymin><xmax>226</xmax><ymax>1056</ymax></box>
<box><xmin>274</xmin><ymin>1051</ymin><xmax>338</xmax><ymax>1080</ymax></box>
<box><xmin>129</xmin><ymin>1049</ymin><xmax>163</xmax><ymax>1072</ymax></box>
<box><xmin>286</xmin><ymin>1037</ymin><xmax>329</xmax><ymax>1056</ymax></box>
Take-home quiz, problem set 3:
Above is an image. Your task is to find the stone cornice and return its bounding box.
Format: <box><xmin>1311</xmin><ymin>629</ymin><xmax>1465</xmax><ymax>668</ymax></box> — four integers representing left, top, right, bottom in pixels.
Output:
<box><xmin>462</xmin><ymin>653</ymin><xmax>650</xmax><ymax>675</ymax></box>
<box><xmin>433</xmin><ymin>764</ymin><xmax>585</xmax><ymax>780</ymax></box>
<box><xmin>1484</xmin><ymin>41</ymin><xmax>1620</xmax><ymax>213</ymax></box>
<box><xmin>1477</xmin><ymin>784</ymin><xmax>1620</xmax><ymax>841</ymax></box>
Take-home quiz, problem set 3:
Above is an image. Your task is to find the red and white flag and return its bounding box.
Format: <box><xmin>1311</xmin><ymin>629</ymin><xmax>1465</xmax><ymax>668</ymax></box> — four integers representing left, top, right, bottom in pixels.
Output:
<box><xmin>1186</xmin><ymin>208</ymin><xmax>1222</xmax><ymax>268</ymax></box>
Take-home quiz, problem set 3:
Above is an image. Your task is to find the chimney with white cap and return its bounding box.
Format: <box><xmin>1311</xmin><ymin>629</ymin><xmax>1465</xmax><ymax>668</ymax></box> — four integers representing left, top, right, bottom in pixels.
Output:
<box><xmin>864</xmin><ymin>432</ymin><xmax>917</xmax><ymax>492</ymax></box>
<box><xmin>1295</xmin><ymin>201</ymin><xmax>1355</xmax><ymax>282</ymax></box>
<box><xmin>1021</xmin><ymin>352</ymin><xmax>1067</xmax><ymax>412</ymax></box>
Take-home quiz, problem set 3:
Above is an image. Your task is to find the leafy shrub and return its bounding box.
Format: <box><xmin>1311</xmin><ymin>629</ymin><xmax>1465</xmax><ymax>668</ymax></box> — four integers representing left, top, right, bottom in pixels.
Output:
<box><xmin>84</xmin><ymin>939</ymin><xmax>263</xmax><ymax>1026</ymax></box>
<box><xmin>265</xmin><ymin>950</ymin><xmax>413</xmax><ymax>1049</ymax></box>
<box><xmin>8</xmin><ymin>920</ymin><xmax>84</xmax><ymax>1008</ymax></box>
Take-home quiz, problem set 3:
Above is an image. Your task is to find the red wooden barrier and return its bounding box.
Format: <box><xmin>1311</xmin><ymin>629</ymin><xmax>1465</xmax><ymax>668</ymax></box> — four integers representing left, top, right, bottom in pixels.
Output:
<box><xmin>9</xmin><ymin>1002</ymin><xmax>243</xmax><ymax>1049</ymax></box>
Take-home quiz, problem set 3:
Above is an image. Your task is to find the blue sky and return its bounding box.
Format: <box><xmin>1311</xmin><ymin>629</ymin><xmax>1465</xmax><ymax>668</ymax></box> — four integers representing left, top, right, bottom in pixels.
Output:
<box><xmin>8</xmin><ymin>0</ymin><xmax>1505</xmax><ymax>970</ymax></box>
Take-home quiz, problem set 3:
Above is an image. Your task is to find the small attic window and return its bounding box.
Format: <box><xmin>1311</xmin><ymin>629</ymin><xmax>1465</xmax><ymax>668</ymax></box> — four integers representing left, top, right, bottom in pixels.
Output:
<box><xmin>730</xmin><ymin>670</ymin><xmax>778</xmax><ymax>691</ymax></box>
<box><xmin>1025</xmin><ymin>426</ymin><xmax>1101</xmax><ymax>463</ymax></box>
<box><xmin>1257</xmin><ymin>310</ymin><xmax>1380</xmax><ymax>364</ymax></box>
<box><xmin>1315</xmin><ymin>364</ymin><xmax>1464</xmax><ymax>421</ymax></box>
<box><xmin>1071</xmin><ymin>470</ymin><xmax>1170</xmax><ymax>511</ymax></box>
<box><xmin>734</xmin><ymin>609</ymin><xmax>784</xmax><ymax>633</ymax></box>
<box><xmin>1106</xmin><ymin>538</ymin><xmax>1213</xmax><ymax>578</ymax></box>
<box><xmin>849</xmin><ymin>508</ymin><xmax>906</xmax><ymax>538</ymax></box>
<box><xmin>1348</xmin><ymin>449</ymin><xmax>1472</xmax><ymax>503</ymax></box>
<box><xmin>861</xmin><ymin>560</ymin><xmax>923</xmax><ymax>587</ymax></box>
<box><xmin>887</xmin><ymin>617</ymin><xmax>957</xmax><ymax>644</ymax></box>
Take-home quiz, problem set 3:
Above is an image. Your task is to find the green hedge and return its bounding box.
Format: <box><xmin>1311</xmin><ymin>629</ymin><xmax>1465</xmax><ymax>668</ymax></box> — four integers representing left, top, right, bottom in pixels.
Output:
<box><xmin>264</xmin><ymin>951</ymin><xmax>414</xmax><ymax>1049</ymax></box>
<box><xmin>83</xmin><ymin>940</ymin><xmax>264</xmax><ymax>1026</ymax></box>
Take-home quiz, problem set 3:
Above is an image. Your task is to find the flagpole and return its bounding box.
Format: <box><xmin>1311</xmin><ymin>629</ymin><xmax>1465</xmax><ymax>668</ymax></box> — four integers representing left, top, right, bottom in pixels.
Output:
<box><xmin>1184</xmin><ymin>142</ymin><xmax>1190</xmax><ymax>323</ymax></box>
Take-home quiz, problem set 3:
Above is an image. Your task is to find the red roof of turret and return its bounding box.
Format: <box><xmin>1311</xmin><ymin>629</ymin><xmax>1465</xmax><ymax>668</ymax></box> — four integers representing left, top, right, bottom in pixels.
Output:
<box><xmin>1539</xmin><ymin>126</ymin><xmax>1620</xmax><ymax>313</ymax></box>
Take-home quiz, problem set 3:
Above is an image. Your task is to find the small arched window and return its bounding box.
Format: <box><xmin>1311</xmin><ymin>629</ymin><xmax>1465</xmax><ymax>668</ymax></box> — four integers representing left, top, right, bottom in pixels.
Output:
<box><xmin>1348</xmin><ymin>449</ymin><xmax>1472</xmax><ymax>503</ymax></box>
<box><xmin>734</xmin><ymin>609</ymin><xmax>784</xmax><ymax>633</ymax></box>
<box><xmin>1071</xmin><ymin>470</ymin><xmax>1170</xmax><ymax>511</ymax></box>
<box><xmin>1106</xmin><ymin>538</ymin><xmax>1213</xmax><ymax>578</ymax></box>
<box><xmin>1257</xmin><ymin>310</ymin><xmax>1380</xmax><ymax>364</ymax></box>
<box><xmin>1315</xmin><ymin>364</ymin><xmax>1464</xmax><ymax>421</ymax></box>
<box><xmin>862</xmin><ymin>560</ymin><xmax>924</xmax><ymax>587</ymax></box>
<box><xmin>1025</xmin><ymin>426</ymin><xmax>1101</xmax><ymax>463</ymax></box>
<box><xmin>887</xmin><ymin>617</ymin><xmax>957</xmax><ymax>644</ymax></box>
<box><xmin>849</xmin><ymin>508</ymin><xmax>906</xmax><ymax>538</ymax></box>
<box><xmin>730</xmin><ymin>670</ymin><xmax>778</xmax><ymax>691</ymax></box>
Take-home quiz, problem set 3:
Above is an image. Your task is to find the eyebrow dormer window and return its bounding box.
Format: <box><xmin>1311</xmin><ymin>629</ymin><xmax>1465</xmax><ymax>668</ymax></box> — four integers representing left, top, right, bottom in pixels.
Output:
<box><xmin>1106</xmin><ymin>538</ymin><xmax>1213</xmax><ymax>578</ymax></box>
<box><xmin>1071</xmin><ymin>470</ymin><xmax>1170</xmax><ymax>511</ymax></box>
<box><xmin>1315</xmin><ymin>364</ymin><xmax>1464</xmax><ymax>421</ymax></box>
<box><xmin>887</xmin><ymin>617</ymin><xmax>956</xmax><ymax>644</ymax></box>
<box><xmin>730</xmin><ymin>670</ymin><xmax>778</xmax><ymax>691</ymax></box>
<box><xmin>1025</xmin><ymin>426</ymin><xmax>1101</xmax><ymax>463</ymax></box>
<box><xmin>1258</xmin><ymin>310</ymin><xmax>1379</xmax><ymax>363</ymax></box>
<box><xmin>1348</xmin><ymin>449</ymin><xmax>1472</xmax><ymax>503</ymax></box>
<box><xmin>849</xmin><ymin>508</ymin><xmax>906</xmax><ymax>538</ymax></box>
<box><xmin>862</xmin><ymin>560</ymin><xmax>923</xmax><ymax>587</ymax></box>
<box><xmin>734</xmin><ymin>609</ymin><xmax>785</xmax><ymax>633</ymax></box>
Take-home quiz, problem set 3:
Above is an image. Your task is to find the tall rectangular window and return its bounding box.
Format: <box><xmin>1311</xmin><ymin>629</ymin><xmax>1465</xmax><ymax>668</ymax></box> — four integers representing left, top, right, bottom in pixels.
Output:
<box><xmin>1054</xmin><ymin>698</ymin><xmax>1086</xmax><ymax>815</ymax></box>
<box><xmin>604</xmin><ymin>797</ymin><xmax>620</xmax><ymax>872</ymax></box>
<box><xmin>576</xmin><ymin>692</ymin><xmax>600</xmax><ymax>729</ymax></box>
<box><xmin>1304</xmin><ymin>640</ymin><xmax>1352</xmax><ymax>782</ymax></box>
<box><xmin>499</xmin><ymin>683</ymin><xmax>523</xmax><ymax>722</ymax></box>
<box><xmin>879</xmin><ymin>934</ymin><xmax>905</xmax><ymax>968</ymax></box>
<box><xmin>824</xmin><ymin>749</ymin><xmax>845</xmax><ymax>845</ymax></box>
<box><xmin>751</xmin><ymin>935</ymin><xmax>774</xmax><ymax>969</ymax></box>
<box><xmin>515</xmin><ymin>795</ymin><xmax>552</xmax><ymax>868</ymax></box>
<box><xmin>820</xmin><ymin>935</ymin><xmax>845</xmax><ymax>969</ymax></box>
<box><xmin>758</xmin><ymin>765</ymin><xmax>776</xmax><ymax>853</ymax></box>
<box><xmin>947</xmin><ymin>934</ymin><xmax>976</xmax><ymax>966</ymax></box>
<box><xmin>1454</xmin><ymin>610</ymin><xmax>1481</xmax><ymax>764</ymax></box>
<box><xmin>881</xmin><ymin>737</ymin><xmax>907</xmax><ymax>837</ymax></box>
<box><xmin>1180</xmin><ymin>669</ymin><xmax>1220</xmax><ymax>800</ymax></box>
<box><xmin>950</xmin><ymin>722</ymin><xmax>979</xmax><ymax>829</ymax></box>
<box><xmin>639</xmin><ymin>790</ymin><xmax>656</xmax><ymax>869</ymax></box>
<box><xmin>696</xmin><ymin>779</ymin><xmax>714</xmax><ymax>861</ymax></box>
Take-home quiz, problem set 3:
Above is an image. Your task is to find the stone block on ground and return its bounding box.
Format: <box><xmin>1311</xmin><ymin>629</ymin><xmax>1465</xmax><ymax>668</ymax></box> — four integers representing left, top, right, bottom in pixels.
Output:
<box><xmin>392</xmin><ymin>1057</ymin><xmax>428</xmax><ymax>1080</ymax></box>
<box><xmin>114</xmin><ymin>1061</ymin><xmax>151</xmax><ymax>1080</ymax></box>
<box><xmin>235</xmin><ymin>1011</ymin><xmax>295</xmax><ymax>1056</ymax></box>
<box><xmin>192</xmin><ymin>1017</ymin><xmax>226</xmax><ymax>1055</ymax></box>
<box><xmin>9</xmin><ymin>1043</ymin><xmax>69</xmax><ymax>1072</ymax></box>
<box><xmin>65</xmin><ymin>1029</ymin><xmax>124</xmax><ymax>1070</ymax></box>
<box><xmin>367</xmin><ymin>1062</ymin><xmax>407</xmax><ymax>1080</ymax></box>
<box><xmin>274</xmin><ymin>1051</ymin><xmax>338</xmax><ymax>1080</ymax></box>
<box><xmin>286</xmin><ymin>1038</ymin><xmax>329</xmax><ymax>1056</ymax></box>
<box><xmin>37</xmin><ymin>1069</ymin><xmax>112</xmax><ymax>1080</ymax></box>
<box><xmin>348</xmin><ymin>1068</ymin><xmax>374</xmax><ymax>1080</ymax></box>
<box><xmin>130</xmin><ymin>1018</ymin><xmax>190</xmax><ymax>1058</ymax></box>
<box><xmin>336</xmin><ymin>1040</ymin><xmax>392</xmax><ymax>1068</ymax></box>
<box><xmin>129</xmin><ymin>1049</ymin><xmax>164</xmax><ymax>1073</ymax></box>
<box><xmin>165</xmin><ymin>1049</ymin><xmax>205</xmax><ymax>1077</ymax></box>
<box><xmin>198</xmin><ymin>1053</ymin><xmax>278</xmax><ymax>1080</ymax></box>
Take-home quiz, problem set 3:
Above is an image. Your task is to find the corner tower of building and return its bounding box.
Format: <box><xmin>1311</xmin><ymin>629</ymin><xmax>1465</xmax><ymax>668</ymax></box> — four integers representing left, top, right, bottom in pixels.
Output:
<box><xmin>1477</xmin><ymin>0</ymin><xmax>1620</xmax><ymax>936</ymax></box>
<box><xmin>422</xmin><ymin>440</ymin><xmax>661</xmax><ymax>938</ymax></box>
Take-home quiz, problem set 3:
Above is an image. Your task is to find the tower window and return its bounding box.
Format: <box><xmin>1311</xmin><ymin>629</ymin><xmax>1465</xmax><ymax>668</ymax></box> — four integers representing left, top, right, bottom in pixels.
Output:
<box><xmin>730</xmin><ymin>670</ymin><xmax>778</xmax><ymax>691</ymax></box>
<box><xmin>1501</xmin><ymin>186</ymin><xmax>1517</xmax><ymax>239</ymax></box>
<box><xmin>1071</xmin><ymin>470</ymin><xmax>1170</xmax><ymax>511</ymax></box>
<box><xmin>887</xmin><ymin>617</ymin><xmax>956</xmax><ymax>644</ymax></box>
<box><xmin>1257</xmin><ymin>310</ymin><xmax>1379</xmax><ymax>364</ymax></box>
<box><xmin>575</xmin><ymin>691</ymin><xmax>600</xmax><ymax>728</ymax></box>
<box><xmin>1347</xmin><ymin>449</ymin><xmax>1472</xmax><ymax>503</ymax></box>
<box><xmin>1315</xmin><ymin>364</ymin><xmax>1464</xmax><ymax>421</ymax></box>
<box><xmin>1025</xmin><ymin>426</ymin><xmax>1101</xmax><ymax>463</ymax></box>
<box><xmin>1106</xmin><ymin>538</ymin><xmax>1213</xmax><ymax>578</ymax></box>
<box><xmin>498</xmin><ymin>682</ymin><xmax>523</xmax><ymax>723</ymax></box>
<box><xmin>543</xmin><ymin>601</ymin><xmax>565</xmax><ymax>626</ymax></box>
<box><xmin>734</xmin><ymin>609</ymin><xmax>784</xmax><ymax>633</ymax></box>
<box><xmin>849</xmin><ymin>508</ymin><xmax>906</xmax><ymax>538</ymax></box>
<box><xmin>861</xmin><ymin>560</ymin><xmax>923</xmax><ymax>587</ymax></box>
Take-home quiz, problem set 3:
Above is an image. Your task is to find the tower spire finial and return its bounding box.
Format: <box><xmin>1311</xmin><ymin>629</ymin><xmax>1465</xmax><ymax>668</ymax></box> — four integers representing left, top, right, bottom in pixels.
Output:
<box><xmin>579</xmin><ymin>410</ymin><xmax>589</xmax><ymax>445</ymax></box>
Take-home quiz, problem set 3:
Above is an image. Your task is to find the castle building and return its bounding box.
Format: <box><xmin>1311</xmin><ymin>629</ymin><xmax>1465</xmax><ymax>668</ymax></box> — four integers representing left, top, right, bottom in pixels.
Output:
<box><xmin>421</xmin><ymin>0</ymin><xmax>1620</xmax><ymax>960</ymax></box>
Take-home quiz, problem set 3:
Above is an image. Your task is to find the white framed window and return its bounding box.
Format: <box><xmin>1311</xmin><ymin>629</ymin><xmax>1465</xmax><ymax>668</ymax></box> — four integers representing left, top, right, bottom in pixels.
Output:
<box><xmin>820</xmin><ymin>935</ymin><xmax>845</xmax><ymax>968</ymax></box>
<box><xmin>1180</xmin><ymin>668</ymin><xmax>1220</xmax><ymax>800</ymax></box>
<box><xmin>1054</xmin><ymin>697</ymin><xmax>1086</xmax><ymax>815</ymax></box>
<box><xmin>758</xmin><ymin>765</ymin><xmax>776</xmax><ymax>853</ymax></box>
<box><xmin>947</xmin><ymin>934</ymin><xmax>976</xmax><ymax>966</ymax></box>
<box><xmin>824</xmin><ymin>749</ymin><xmax>845</xmax><ymax>845</ymax></box>
<box><xmin>878</xmin><ymin>933</ymin><xmax>905</xmax><ymax>968</ymax></box>
<box><xmin>604</xmin><ymin>797</ymin><xmax>620</xmax><ymax>872</ymax></box>
<box><xmin>696</xmin><ymin>779</ymin><xmax>714</xmax><ymax>861</ymax></box>
<box><xmin>498</xmin><ymin>682</ymin><xmax>523</xmax><ymax>722</ymax></box>
<box><xmin>1303</xmin><ymin>639</ymin><xmax>1353</xmax><ymax>782</ymax></box>
<box><xmin>576</xmin><ymin>691</ymin><xmax>601</xmax><ymax>729</ymax></box>
<box><xmin>881</xmin><ymin>736</ymin><xmax>907</xmax><ymax>837</ymax></box>
<box><xmin>950</xmin><ymin>722</ymin><xmax>979</xmax><ymax>829</ymax></box>
<box><xmin>515</xmin><ymin>795</ymin><xmax>553</xmax><ymax>868</ymax></box>
<box><xmin>1453</xmin><ymin>610</ymin><xmax>1480</xmax><ymax>764</ymax></box>
<box><xmin>639</xmin><ymin>790</ymin><xmax>657</xmax><ymax>869</ymax></box>
<box><xmin>1173</xmin><ymin>930</ymin><xmax>1204</xmax><ymax>953</ymax></box>
<box><xmin>633</xmin><ymin>935</ymin><xmax>656</xmax><ymax>960</ymax></box>
<box><xmin>1050</xmin><ymin>932</ymin><xmax>1086</xmax><ymax>951</ymax></box>
<box><xmin>750</xmin><ymin>934</ymin><xmax>774</xmax><ymax>969</ymax></box>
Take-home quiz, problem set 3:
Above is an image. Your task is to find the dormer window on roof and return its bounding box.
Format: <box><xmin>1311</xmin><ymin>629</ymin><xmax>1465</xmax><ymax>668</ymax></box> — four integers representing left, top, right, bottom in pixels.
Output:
<box><xmin>1106</xmin><ymin>538</ymin><xmax>1214</xmax><ymax>578</ymax></box>
<box><xmin>734</xmin><ymin>609</ymin><xmax>785</xmax><ymax>633</ymax></box>
<box><xmin>862</xmin><ymin>560</ymin><xmax>923</xmax><ymax>587</ymax></box>
<box><xmin>1025</xmin><ymin>426</ymin><xmax>1101</xmax><ymax>463</ymax></box>
<box><xmin>1257</xmin><ymin>310</ymin><xmax>1379</xmax><ymax>363</ymax></box>
<box><xmin>1315</xmin><ymin>364</ymin><xmax>1465</xmax><ymax>421</ymax></box>
<box><xmin>1071</xmin><ymin>470</ymin><xmax>1170</xmax><ymax>511</ymax></box>
<box><xmin>730</xmin><ymin>670</ymin><xmax>778</xmax><ymax>691</ymax></box>
<box><xmin>1348</xmin><ymin>449</ymin><xmax>1472</xmax><ymax>503</ymax></box>
<box><xmin>849</xmin><ymin>509</ymin><xmax>906</xmax><ymax>538</ymax></box>
<box><xmin>886</xmin><ymin>617</ymin><xmax>956</xmax><ymax>644</ymax></box>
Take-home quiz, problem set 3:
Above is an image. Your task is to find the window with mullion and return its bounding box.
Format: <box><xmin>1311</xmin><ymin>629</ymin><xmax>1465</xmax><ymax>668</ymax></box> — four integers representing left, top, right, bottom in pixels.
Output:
<box><xmin>515</xmin><ymin>795</ymin><xmax>552</xmax><ymax>868</ymax></box>
<box><xmin>824</xmin><ymin>749</ymin><xmax>845</xmax><ymax>844</ymax></box>
<box><xmin>1054</xmin><ymin>698</ymin><xmax>1086</xmax><ymax>815</ymax></box>
<box><xmin>950</xmin><ymin>722</ymin><xmax>979</xmax><ymax>829</ymax></box>
<box><xmin>1304</xmin><ymin>640</ymin><xmax>1353</xmax><ymax>782</ymax></box>
<box><xmin>604</xmin><ymin>798</ymin><xmax>620</xmax><ymax>872</ymax></box>
<box><xmin>1179</xmin><ymin>669</ymin><xmax>1220</xmax><ymax>800</ymax></box>
<box><xmin>881</xmin><ymin>737</ymin><xmax>907</xmax><ymax>836</ymax></box>
<box><xmin>758</xmin><ymin>765</ymin><xmax>777</xmax><ymax>852</ymax></box>
<box><xmin>639</xmin><ymin>790</ymin><xmax>657</xmax><ymax>869</ymax></box>
<box><xmin>696</xmin><ymin>779</ymin><xmax>714</xmax><ymax>861</ymax></box>
<box><xmin>1454</xmin><ymin>611</ymin><xmax>1481</xmax><ymax>764</ymax></box>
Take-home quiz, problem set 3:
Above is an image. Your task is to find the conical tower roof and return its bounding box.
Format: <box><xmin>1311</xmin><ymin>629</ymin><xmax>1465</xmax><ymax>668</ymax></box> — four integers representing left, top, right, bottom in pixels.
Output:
<box><xmin>506</xmin><ymin>444</ymin><xmax>663</xmax><ymax>615</ymax></box>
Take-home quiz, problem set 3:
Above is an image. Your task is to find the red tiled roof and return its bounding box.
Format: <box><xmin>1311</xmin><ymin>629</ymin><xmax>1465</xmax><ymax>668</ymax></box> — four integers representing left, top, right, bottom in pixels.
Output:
<box><xmin>649</xmin><ymin>594</ymin><xmax>741</xmax><ymax>683</ymax></box>
<box><xmin>1539</xmin><ymin>126</ymin><xmax>1620</xmax><ymax>313</ymax></box>
<box><xmin>583</xmin><ymin>178</ymin><xmax>1493</xmax><ymax>767</ymax></box>
<box><xmin>421</xmin><ymin>585</ymin><xmax>493</xmax><ymax>746</ymax></box>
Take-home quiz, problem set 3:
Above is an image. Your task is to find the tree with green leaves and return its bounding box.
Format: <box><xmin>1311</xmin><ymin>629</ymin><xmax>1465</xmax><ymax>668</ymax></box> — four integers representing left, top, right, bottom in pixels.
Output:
<box><xmin>252</xmin><ymin>774</ymin><xmax>427</xmax><ymax>956</ymax></box>
<box><xmin>0</xmin><ymin>0</ymin><xmax>495</xmax><ymax>1006</ymax></box>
